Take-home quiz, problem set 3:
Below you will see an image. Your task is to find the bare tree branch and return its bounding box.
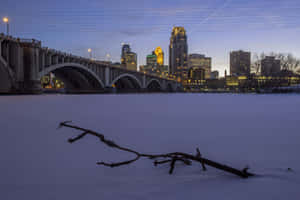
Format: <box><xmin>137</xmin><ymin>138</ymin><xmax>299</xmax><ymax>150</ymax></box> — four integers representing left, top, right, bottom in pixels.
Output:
<box><xmin>59</xmin><ymin>121</ymin><xmax>255</xmax><ymax>178</ymax></box>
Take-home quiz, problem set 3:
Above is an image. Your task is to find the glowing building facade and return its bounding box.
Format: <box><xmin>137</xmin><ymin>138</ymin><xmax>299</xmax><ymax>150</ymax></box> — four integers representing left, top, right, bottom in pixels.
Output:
<box><xmin>121</xmin><ymin>44</ymin><xmax>130</xmax><ymax>64</ymax></box>
<box><xmin>143</xmin><ymin>53</ymin><xmax>158</xmax><ymax>74</ymax></box>
<box><xmin>146</xmin><ymin>53</ymin><xmax>157</xmax><ymax>68</ymax></box>
<box><xmin>121</xmin><ymin>44</ymin><xmax>137</xmax><ymax>71</ymax></box>
<box><xmin>154</xmin><ymin>47</ymin><xmax>164</xmax><ymax>66</ymax></box>
<box><xmin>141</xmin><ymin>47</ymin><xmax>166</xmax><ymax>75</ymax></box>
<box><xmin>188</xmin><ymin>54</ymin><xmax>212</xmax><ymax>80</ymax></box>
<box><xmin>188</xmin><ymin>67</ymin><xmax>205</xmax><ymax>81</ymax></box>
<box><xmin>169</xmin><ymin>27</ymin><xmax>188</xmax><ymax>81</ymax></box>
<box><xmin>125</xmin><ymin>52</ymin><xmax>137</xmax><ymax>71</ymax></box>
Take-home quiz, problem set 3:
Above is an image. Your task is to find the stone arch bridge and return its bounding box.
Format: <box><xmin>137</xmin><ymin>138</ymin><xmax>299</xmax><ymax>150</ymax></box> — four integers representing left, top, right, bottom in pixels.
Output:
<box><xmin>0</xmin><ymin>34</ymin><xmax>182</xmax><ymax>94</ymax></box>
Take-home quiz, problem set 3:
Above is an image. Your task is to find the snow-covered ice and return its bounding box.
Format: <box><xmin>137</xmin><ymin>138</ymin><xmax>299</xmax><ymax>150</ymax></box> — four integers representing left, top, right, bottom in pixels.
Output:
<box><xmin>0</xmin><ymin>93</ymin><xmax>300</xmax><ymax>200</ymax></box>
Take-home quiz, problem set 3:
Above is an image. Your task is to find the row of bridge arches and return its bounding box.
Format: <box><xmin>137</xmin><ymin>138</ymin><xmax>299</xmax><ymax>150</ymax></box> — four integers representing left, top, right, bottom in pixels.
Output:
<box><xmin>37</xmin><ymin>63</ymin><xmax>176</xmax><ymax>93</ymax></box>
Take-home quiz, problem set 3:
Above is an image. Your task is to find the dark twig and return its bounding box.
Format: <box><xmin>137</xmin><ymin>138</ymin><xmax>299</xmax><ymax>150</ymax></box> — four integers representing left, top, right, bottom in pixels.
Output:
<box><xmin>68</xmin><ymin>131</ymin><xmax>88</xmax><ymax>143</ymax></box>
<box><xmin>169</xmin><ymin>157</ymin><xmax>177</xmax><ymax>174</ymax></box>
<box><xmin>196</xmin><ymin>148</ymin><xmax>207</xmax><ymax>171</ymax></box>
<box><xmin>97</xmin><ymin>155</ymin><xmax>140</xmax><ymax>168</ymax></box>
<box><xmin>59</xmin><ymin>121</ymin><xmax>255</xmax><ymax>178</ymax></box>
<box><xmin>154</xmin><ymin>159</ymin><xmax>172</xmax><ymax>166</ymax></box>
<box><xmin>154</xmin><ymin>157</ymin><xmax>191</xmax><ymax>167</ymax></box>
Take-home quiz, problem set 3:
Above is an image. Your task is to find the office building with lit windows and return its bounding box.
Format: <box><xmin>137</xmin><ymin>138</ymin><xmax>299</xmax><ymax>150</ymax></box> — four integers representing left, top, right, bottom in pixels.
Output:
<box><xmin>146</xmin><ymin>53</ymin><xmax>157</xmax><ymax>68</ymax></box>
<box><xmin>261</xmin><ymin>56</ymin><xmax>281</xmax><ymax>76</ymax></box>
<box><xmin>230</xmin><ymin>50</ymin><xmax>251</xmax><ymax>76</ymax></box>
<box><xmin>188</xmin><ymin>67</ymin><xmax>205</xmax><ymax>81</ymax></box>
<box><xmin>188</xmin><ymin>54</ymin><xmax>212</xmax><ymax>80</ymax></box>
<box><xmin>121</xmin><ymin>44</ymin><xmax>137</xmax><ymax>71</ymax></box>
<box><xmin>169</xmin><ymin>27</ymin><xmax>188</xmax><ymax>81</ymax></box>
<box><xmin>142</xmin><ymin>53</ymin><xmax>158</xmax><ymax>74</ymax></box>
<box><xmin>141</xmin><ymin>47</ymin><xmax>166</xmax><ymax>75</ymax></box>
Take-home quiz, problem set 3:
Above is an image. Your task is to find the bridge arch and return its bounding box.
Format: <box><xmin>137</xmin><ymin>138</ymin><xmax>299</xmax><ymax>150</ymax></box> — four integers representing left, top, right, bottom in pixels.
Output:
<box><xmin>38</xmin><ymin>63</ymin><xmax>105</xmax><ymax>92</ymax></box>
<box><xmin>146</xmin><ymin>78</ymin><xmax>162</xmax><ymax>88</ymax></box>
<box><xmin>111</xmin><ymin>73</ymin><xmax>143</xmax><ymax>92</ymax></box>
<box><xmin>146</xmin><ymin>79</ymin><xmax>163</xmax><ymax>92</ymax></box>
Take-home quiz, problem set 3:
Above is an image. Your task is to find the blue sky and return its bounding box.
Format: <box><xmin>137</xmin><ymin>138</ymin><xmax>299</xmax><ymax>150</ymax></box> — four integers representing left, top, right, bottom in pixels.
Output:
<box><xmin>1</xmin><ymin>0</ymin><xmax>300</xmax><ymax>75</ymax></box>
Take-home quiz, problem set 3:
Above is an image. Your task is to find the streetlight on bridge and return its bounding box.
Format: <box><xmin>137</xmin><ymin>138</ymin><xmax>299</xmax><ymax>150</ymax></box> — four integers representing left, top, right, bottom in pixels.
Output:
<box><xmin>88</xmin><ymin>48</ymin><xmax>92</xmax><ymax>59</ymax></box>
<box><xmin>2</xmin><ymin>17</ymin><xmax>9</xmax><ymax>35</ymax></box>
<box><xmin>106</xmin><ymin>53</ymin><xmax>111</xmax><ymax>62</ymax></box>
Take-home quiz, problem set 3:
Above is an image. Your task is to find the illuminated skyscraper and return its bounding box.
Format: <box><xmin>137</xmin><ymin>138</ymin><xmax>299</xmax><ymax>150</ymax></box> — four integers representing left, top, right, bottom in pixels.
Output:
<box><xmin>188</xmin><ymin>54</ymin><xmax>212</xmax><ymax>80</ymax></box>
<box><xmin>230</xmin><ymin>50</ymin><xmax>251</xmax><ymax>76</ymax></box>
<box><xmin>147</xmin><ymin>53</ymin><xmax>157</xmax><ymax>68</ymax></box>
<box><xmin>169</xmin><ymin>27</ymin><xmax>188</xmax><ymax>81</ymax></box>
<box><xmin>121</xmin><ymin>44</ymin><xmax>137</xmax><ymax>71</ymax></box>
<box><xmin>154</xmin><ymin>47</ymin><xmax>164</xmax><ymax>66</ymax></box>
<box><xmin>143</xmin><ymin>53</ymin><xmax>157</xmax><ymax>74</ymax></box>
<box><xmin>125</xmin><ymin>52</ymin><xmax>137</xmax><ymax>71</ymax></box>
<box><xmin>141</xmin><ymin>48</ymin><xmax>167</xmax><ymax>75</ymax></box>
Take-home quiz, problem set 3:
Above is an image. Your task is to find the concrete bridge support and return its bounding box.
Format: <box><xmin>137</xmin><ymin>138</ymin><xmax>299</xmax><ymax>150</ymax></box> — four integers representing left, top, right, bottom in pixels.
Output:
<box><xmin>22</xmin><ymin>44</ymin><xmax>42</xmax><ymax>93</ymax></box>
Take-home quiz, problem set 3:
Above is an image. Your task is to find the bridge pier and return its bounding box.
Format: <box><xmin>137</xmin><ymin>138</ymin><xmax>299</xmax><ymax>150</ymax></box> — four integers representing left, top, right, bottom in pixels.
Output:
<box><xmin>143</xmin><ymin>74</ymin><xmax>146</xmax><ymax>88</ymax></box>
<box><xmin>21</xmin><ymin>43</ymin><xmax>42</xmax><ymax>93</ymax></box>
<box><xmin>11</xmin><ymin>41</ymin><xmax>24</xmax><ymax>91</ymax></box>
<box><xmin>39</xmin><ymin>50</ymin><xmax>45</xmax><ymax>72</ymax></box>
<box><xmin>105</xmin><ymin>67</ymin><xmax>110</xmax><ymax>87</ymax></box>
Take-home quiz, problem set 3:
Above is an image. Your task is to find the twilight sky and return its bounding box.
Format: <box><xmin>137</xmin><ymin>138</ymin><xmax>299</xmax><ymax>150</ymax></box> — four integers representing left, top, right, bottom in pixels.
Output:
<box><xmin>1</xmin><ymin>0</ymin><xmax>300</xmax><ymax>76</ymax></box>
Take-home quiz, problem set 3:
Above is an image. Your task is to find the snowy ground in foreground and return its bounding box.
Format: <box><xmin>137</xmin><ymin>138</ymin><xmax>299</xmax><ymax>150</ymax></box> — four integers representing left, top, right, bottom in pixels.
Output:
<box><xmin>0</xmin><ymin>93</ymin><xmax>300</xmax><ymax>200</ymax></box>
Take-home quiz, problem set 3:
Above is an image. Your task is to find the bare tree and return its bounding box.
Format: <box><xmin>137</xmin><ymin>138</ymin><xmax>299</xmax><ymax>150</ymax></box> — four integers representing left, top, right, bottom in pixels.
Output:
<box><xmin>253</xmin><ymin>52</ymin><xmax>300</xmax><ymax>72</ymax></box>
<box><xmin>251</xmin><ymin>52</ymin><xmax>265</xmax><ymax>74</ymax></box>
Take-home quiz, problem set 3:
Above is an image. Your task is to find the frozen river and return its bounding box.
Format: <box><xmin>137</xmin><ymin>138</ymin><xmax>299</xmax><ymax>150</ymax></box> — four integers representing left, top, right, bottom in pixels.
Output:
<box><xmin>0</xmin><ymin>93</ymin><xmax>300</xmax><ymax>200</ymax></box>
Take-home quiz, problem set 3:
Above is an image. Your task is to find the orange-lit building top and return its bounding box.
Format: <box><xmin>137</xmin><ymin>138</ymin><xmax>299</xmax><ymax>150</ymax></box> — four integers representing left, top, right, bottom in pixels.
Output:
<box><xmin>154</xmin><ymin>46</ymin><xmax>164</xmax><ymax>66</ymax></box>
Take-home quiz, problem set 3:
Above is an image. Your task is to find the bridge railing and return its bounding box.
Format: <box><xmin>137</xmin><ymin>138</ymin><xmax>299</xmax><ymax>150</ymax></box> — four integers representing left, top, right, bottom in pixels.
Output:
<box><xmin>0</xmin><ymin>33</ymin><xmax>42</xmax><ymax>47</ymax></box>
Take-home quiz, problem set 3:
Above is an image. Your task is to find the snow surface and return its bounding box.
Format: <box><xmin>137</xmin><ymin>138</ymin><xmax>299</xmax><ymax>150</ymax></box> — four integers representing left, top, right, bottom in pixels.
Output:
<box><xmin>0</xmin><ymin>93</ymin><xmax>300</xmax><ymax>200</ymax></box>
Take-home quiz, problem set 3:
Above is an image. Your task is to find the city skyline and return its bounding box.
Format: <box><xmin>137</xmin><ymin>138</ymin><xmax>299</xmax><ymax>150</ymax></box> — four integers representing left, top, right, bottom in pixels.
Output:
<box><xmin>2</xmin><ymin>0</ymin><xmax>300</xmax><ymax>76</ymax></box>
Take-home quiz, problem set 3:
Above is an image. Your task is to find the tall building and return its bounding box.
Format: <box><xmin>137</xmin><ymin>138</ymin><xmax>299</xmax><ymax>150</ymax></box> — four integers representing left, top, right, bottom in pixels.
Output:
<box><xmin>144</xmin><ymin>53</ymin><xmax>158</xmax><ymax>74</ymax></box>
<box><xmin>146</xmin><ymin>53</ymin><xmax>157</xmax><ymax>68</ymax></box>
<box><xmin>154</xmin><ymin>47</ymin><xmax>164</xmax><ymax>66</ymax></box>
<box><xmin>121</xmin><ymin>44</ymin><xmax>131</xmax><ymax>59</ymax></box>
<box><xmin>188</xmin><ymin>54</ymin><xmax>212</xmax><ymax>80</ymax></box>
<box><xmin>141</xmin><ymin>48</ymin><xmax>166</xmax><ymax>75</ymax></box>
<box><xmin>169</xmin><ymin>27</ymin><xmax>188</xmax><ymax>81</ymax></box>
<box><xmin>230</xmin><ymin>50</ymin><xmax>251</xmax><ymax>76</ymax></box>
<box><xmin>121</xmin><ymin>44</ymin><xmax>137</xmax><ymax>71</ymax></box>
<box><xmin>261</xmin><ymin>56</ymin><xmax>281</xmax><ymax>76</ymax></box>
<box><xmin>125</xmin><ymin>52</ymin><xmax>137</xmax><ymax>71</ymax></box>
